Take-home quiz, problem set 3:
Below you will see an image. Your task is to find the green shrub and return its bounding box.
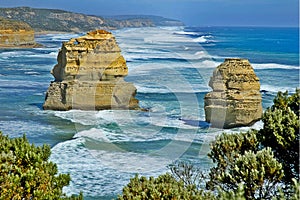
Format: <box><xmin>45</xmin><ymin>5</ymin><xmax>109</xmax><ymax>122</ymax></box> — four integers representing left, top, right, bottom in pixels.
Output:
<box><xmin>259</xmin><ymin>89</ymin><xmax>300</xmax><ymax>183</ymax></box>
<box><xmin>207</xmin><ymin>131</ymin><xmax>284</xmax><ymax>199</ymax></box>
<box><xmin>207</xmin><ymin>130</ymin><xmax>259</xmax><ymax>190</ymax></box>
<box><xmin>118</xmin><ymin>173</ymin><xmax>214</xmax><ymax>200</ymax></box>
<box><xmin>272</xmin><ymin>89</ymin><xmax>299</xmax><ymax>116</ymax></box>
<box><xmin>220</xmin><ymin>148</ymin><xmax>284</xmax><ymax>199</ymax></box>
<box><xmin>0</xmin><ymin>132</ymin><xmax>82</xmax><ymax>200</ymax></box>
<box><xmin>168</xmin><ymin>161</ymin><xmax>205</xmax><ymax>189</ymax></box>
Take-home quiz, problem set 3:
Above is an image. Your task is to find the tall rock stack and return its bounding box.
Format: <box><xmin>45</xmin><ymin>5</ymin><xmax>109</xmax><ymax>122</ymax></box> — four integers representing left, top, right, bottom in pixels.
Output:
<box><xmin>43</xmin><ymin>30</ymin><xmax>139</xmax><ymax>110</ymax></box>
<box><xmin>204</xmin><ymin>58</ymin><xmax>262</xmax><ymax>128</ymax></box>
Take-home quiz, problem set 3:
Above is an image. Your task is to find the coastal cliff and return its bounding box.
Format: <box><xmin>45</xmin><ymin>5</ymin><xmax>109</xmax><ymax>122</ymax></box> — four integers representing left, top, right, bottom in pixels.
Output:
<box><xmin>204</xmin><ymin>58</ymin><xmax>262</xmax><ymax>128</ymax></box>
<box><xmin>0</xmin><ymin>17</ymin><xmax>40</xmax><ymax>48</ymax></box>
<box><xmin>43</xmin><ymin>30</ymin><xmax>139</xmax><ymax>110</ymax></box>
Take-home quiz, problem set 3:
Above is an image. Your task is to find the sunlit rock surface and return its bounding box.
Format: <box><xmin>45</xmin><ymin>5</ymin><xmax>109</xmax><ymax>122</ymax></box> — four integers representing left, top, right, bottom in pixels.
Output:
<box><xmin>204</xmin><ymin>58</ymin><xmax>262</xmax><ymax>128</ymax></box>
<box><xmin>0</xmin><ymin>17</ymin><xmax>40</xmax><ymax>48</ymax></box>
<box><xmin>43</xmin><ymin>30</ymin><xmax>139</xmax><ymax>110</ymax></box>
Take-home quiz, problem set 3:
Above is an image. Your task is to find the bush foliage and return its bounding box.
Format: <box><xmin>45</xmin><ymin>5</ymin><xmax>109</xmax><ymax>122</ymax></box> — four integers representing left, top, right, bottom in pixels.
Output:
<box><xmin>259</xmin><ymin>89</ymin><xmax>299</xmax><ymax>183</ymax></box>
<box><xmin>118</xmin><ymin>173</ymin><xmax>212</xmax><ymax>200</ymax></box>
<box><xmin>207</xmin><ymin>130</ymin><xmax>259</xmax><ymax>190</ymax></box>
<box><xmin>0</xmin><ymin>132</ymin><xmax>82</xmax><ymax>200</ymax></box>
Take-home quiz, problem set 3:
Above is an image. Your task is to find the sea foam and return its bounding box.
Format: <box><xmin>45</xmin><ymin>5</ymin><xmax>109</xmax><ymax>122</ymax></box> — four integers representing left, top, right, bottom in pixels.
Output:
<box><xmin>252</xmin><ymin>63</ymin><xmax>299</xmax><ymax>70</ymax></box>
<box><xmin>193</xmin><ymin>35</ymin><xmax>214</xmax><ymax>43</ymax></box>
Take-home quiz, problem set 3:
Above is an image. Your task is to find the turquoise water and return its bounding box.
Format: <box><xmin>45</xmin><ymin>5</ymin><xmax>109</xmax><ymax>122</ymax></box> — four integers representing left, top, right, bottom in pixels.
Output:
<box><xmin>0</xmin><ymin>26</ymin><xmax>298</xmax><ymax>199</ymax></box>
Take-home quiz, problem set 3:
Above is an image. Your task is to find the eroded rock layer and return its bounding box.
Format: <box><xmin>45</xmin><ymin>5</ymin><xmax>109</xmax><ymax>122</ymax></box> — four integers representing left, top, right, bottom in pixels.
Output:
<box><xmin>0</xmin><ymin>17</ymin><xmax>39</xmax><ymax>48</ymax></box>
<box><xmin>43</xmin><ymin>30</ymin><xmax>139</xmax><ymax>110</ymax></box>
<box><xmin>204</xmin><ymin>58</ymin><xmax>262</xmax><ymax>128</ymax></box>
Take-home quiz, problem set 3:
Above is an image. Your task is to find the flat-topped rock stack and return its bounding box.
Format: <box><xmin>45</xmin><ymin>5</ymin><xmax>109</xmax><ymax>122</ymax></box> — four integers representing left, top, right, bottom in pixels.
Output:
<box><xmin>204</xmin><ymin>58</ymin><xmax>262</xmax><ymax>128</ymax></box>
<box><xmin>43</xmin><ymin>30</ymin><xmax>139</xmax><ymax>110</ymax></box>
<box><xmin>0</xmin><ymin>17</ymin><xmax>40</xmax><ymax>48</ymax></box>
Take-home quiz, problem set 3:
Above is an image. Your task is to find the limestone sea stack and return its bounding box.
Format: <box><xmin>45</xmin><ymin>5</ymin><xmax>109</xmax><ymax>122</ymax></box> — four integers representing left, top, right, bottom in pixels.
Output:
<box><xmin>0</xmin><ymin>17</ymin><xmax>40</xmax><ymax>48</ymax></box>
<box><xmin>43</xmin><ymin>30</ymin><xmax>139</xmax><ymax>110</ymax></box>
<box><xmin>204</xmin><ymin>58</ymin><xmax>262</xmax><ymax>128</ymax></box>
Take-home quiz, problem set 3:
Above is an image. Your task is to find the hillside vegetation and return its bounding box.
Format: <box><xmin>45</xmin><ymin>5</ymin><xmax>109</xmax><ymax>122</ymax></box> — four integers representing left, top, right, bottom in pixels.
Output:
<box><xmin>0</xmin><ymin>7</ymin><xmax>184</xmax><ymax>32</ymax></box>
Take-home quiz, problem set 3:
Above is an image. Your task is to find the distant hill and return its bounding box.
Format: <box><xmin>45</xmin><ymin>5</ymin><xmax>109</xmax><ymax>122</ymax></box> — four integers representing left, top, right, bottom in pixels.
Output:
<box><xmin>104</xmin><ymin>15</ymin><xmax>184</xmax><ymax>27</ymax></box>
<box><xmin>0</xmin><ymin>7</ymin><xmax>184</xmax><ymax>33</ymax></box>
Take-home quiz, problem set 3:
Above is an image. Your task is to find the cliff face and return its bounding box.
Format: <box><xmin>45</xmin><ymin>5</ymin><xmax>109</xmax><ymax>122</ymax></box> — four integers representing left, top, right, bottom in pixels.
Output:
<box><xmin>0</xmin><ymin>17</ymin><xmax>39</xmax><ymax>47</ymax></box>
<box><xmin>204</xmin><ymin>58</ymin><xmax>262</xmax><ymax>128</ymax></box>
<box><xmin>43</xmin><ymin>30</ymin><xmax>139</xmax><ymax>111</ymax></box>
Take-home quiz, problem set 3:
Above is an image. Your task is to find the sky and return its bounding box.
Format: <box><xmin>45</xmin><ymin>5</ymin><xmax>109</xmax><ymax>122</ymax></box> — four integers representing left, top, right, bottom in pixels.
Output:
<box><xmin>0</xmin><ymin>0</ymin><xmax>299</xmax><ymax>27</ymax></box>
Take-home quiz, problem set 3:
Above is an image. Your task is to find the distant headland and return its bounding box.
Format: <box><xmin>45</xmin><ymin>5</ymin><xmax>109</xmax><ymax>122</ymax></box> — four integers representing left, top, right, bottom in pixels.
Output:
<box><xmin>0</xmin><ymin>7</ymin><xmax>184</xmax><ymax>33</ymax></box>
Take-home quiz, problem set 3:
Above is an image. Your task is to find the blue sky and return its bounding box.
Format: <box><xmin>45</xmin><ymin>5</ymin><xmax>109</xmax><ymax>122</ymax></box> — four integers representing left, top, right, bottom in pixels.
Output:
<box><xmin>0</xmin><ymin>0</ymin><xmax>298</xmax><ymax>27</ymax></box>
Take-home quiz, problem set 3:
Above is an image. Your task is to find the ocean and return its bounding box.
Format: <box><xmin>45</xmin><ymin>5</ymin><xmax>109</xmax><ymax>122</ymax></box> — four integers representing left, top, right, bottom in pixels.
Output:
<box><xmin>0</xmin><ymin>26</ymin><xmax>299</xmax><ymax>199</ymax></box>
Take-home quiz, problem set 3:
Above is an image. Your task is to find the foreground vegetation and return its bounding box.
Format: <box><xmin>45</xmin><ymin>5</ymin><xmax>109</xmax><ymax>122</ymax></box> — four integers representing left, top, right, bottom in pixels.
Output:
<box><xmin>119</xmin><ymin>89</ymin><xmax>300</xmax><ymax>200</ymax></box>
<box><xmin>0</xmin><ymin>89</ymin><xmax>298</xmax><ymax>199</ymax></box>
<box><xmin>0</xmin><ymin>133</ymin><xmax>83</xmax><ymax>199</ymax></box>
